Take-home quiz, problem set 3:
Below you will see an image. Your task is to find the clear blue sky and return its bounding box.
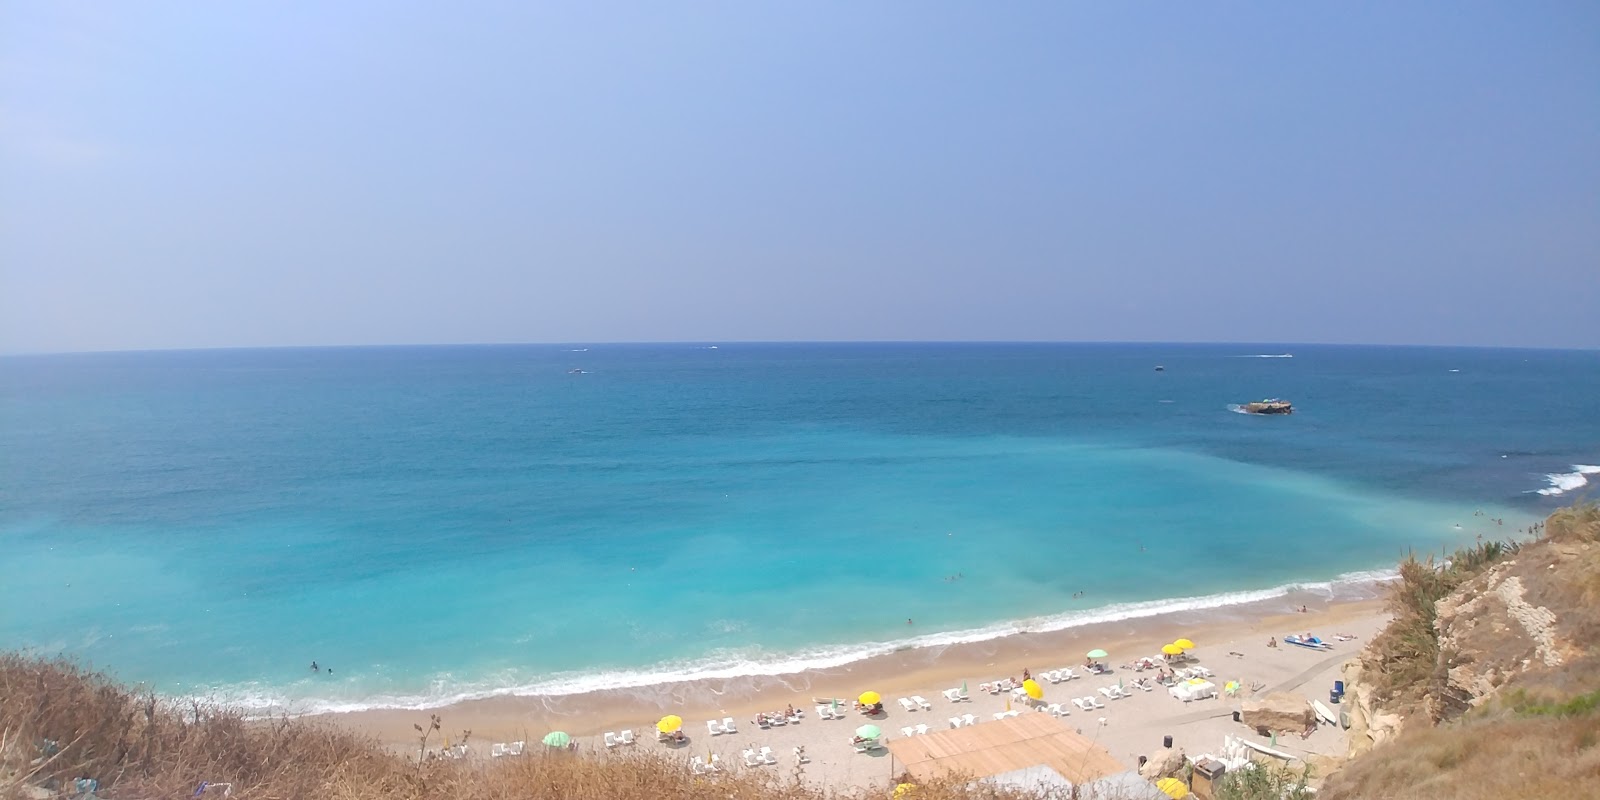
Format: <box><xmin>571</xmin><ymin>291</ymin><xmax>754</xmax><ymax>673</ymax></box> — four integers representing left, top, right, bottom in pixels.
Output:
<box><xmin>3</xmin><ymin>2</ymin><xmax>1597</xmax><ymax>353</ymax></box>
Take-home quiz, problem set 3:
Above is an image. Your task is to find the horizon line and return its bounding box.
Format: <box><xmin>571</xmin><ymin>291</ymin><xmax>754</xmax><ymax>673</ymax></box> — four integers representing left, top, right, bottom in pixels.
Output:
<box><xmin>3</xmin><ymin>338</ymin><xmax>1595</xmax><ymax>358</ymax></box>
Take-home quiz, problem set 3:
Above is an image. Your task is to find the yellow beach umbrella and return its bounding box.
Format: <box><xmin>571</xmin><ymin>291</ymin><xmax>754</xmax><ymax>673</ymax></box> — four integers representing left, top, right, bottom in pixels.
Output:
<box><xmin>1022</xmin><ymin>679</ymin><xmax>1044</xmax><ymax>700</ymax></box>
<box><xmin>1174</xmin><ymin>638</ymin><xmax>1196</xmax><ymax>650</ymax></box>
<box><xmin>1161</xmin><ymin>643</ymin><xmax>1184</xmax><ymax>656</ymax></box>
<box><xmin>1156</xmin><ymin>777</ymin><xmax>1190</xmax><ymax>798</ymax></box>
<box><xmin>893</xmin><ymin>783</ymin><xmax>918</xmax><ymax>798</ymax></box>
<box><xmin>656</xmin><ymin>715</ymin><xmax>682</xmax><ymax>733</ymax></box>
<box><xmin>858</xmin><ymin>691</ymin><xmax>881</xmax><ymax>706</ymax></box>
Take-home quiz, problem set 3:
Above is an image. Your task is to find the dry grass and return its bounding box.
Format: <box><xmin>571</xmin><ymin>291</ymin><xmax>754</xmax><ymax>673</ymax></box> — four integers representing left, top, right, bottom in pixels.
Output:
<box><xmin>1318</xmin><ymin>714</ymin><xmax>1600</xmax><ymax>800</ymax></box>
<box><xmin>0</xmin><ymin>656</ymin><xmax>1095</xmax><ymax>800</ymax></box>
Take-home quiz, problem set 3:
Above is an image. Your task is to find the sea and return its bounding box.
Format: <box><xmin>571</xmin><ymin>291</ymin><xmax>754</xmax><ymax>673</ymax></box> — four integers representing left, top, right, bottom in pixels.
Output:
<box><xmin>2</xmin><ymin>343</ymin><xmax>1596</xmax><ymax>715</ymax></box>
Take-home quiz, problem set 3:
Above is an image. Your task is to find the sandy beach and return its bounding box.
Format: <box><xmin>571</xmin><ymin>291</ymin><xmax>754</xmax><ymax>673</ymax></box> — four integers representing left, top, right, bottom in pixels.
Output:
<box><xmin>319</xmin><ymin>591</ymin><xmax>1390</xmax><ymax>792</ymax></box>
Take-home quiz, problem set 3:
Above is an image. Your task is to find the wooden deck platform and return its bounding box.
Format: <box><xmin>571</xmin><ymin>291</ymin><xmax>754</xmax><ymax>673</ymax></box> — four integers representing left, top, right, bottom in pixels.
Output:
<box><xmin>885</xmin><ymin>713</ymin><xmax>1124</xmax><ymax>785</ymax></box>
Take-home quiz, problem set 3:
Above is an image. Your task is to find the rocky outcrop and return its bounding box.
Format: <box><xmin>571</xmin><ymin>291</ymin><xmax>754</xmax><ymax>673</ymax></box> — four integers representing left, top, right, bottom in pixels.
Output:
<box><xmin>1339</xmin><ymin>659</ymin><xmax>1404</xmax><ymax>756</ymax></box>
<box><xmin>1240</xmin><ymin>692</ymin><xmax>1316</xmax><ymax>737</ymax></box>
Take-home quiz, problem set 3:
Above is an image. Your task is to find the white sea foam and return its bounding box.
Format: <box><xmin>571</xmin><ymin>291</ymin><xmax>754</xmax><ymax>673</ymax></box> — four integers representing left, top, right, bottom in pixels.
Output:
<box><xmin>1230</xmin><ymin>354</ymin><xmax>1293</xmax><ymax>358</ymax></box>
<box><xmin>203</xmin><ymin>569</ymin><xmax>1396</xmax><ymax>717</ymax></box>
<box><xmin>1535</xmin><ymin>465</ymin><xmax>1600</xmax><ymax>496</ymax></box>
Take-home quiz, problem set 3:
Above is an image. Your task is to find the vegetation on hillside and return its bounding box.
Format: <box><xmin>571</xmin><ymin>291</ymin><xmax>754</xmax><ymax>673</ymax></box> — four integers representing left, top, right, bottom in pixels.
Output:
<box><xmin>1322</xmin><ymin>502</ymin><xmax>1600</xmax><ymax>800</ymax></box>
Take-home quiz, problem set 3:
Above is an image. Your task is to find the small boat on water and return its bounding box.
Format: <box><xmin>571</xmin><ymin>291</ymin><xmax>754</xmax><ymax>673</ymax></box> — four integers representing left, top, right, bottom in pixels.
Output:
<box><xmin>1241</xmin><ymin>398</ymin><xmax>1293</xmax><ymax>415</ymax></box>
<box><xmin>1283</xmin><ymin>634</ymin><xmax>1332</xmax><ymax>651</ymax></box>
<box><xmin>1154</xmin><ymin>365</ymin><xmax>1165</xmax><ymax>371</ymax></box>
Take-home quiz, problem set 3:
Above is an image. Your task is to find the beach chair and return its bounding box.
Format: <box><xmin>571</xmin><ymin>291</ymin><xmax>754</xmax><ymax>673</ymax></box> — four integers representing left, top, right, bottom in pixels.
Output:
<box><xmin>961</xmin><ymin>713</ymin><xmax>977</xmax><ymax>726</ymax></box>
<box><xmin>816</xmin><ymin>704</ymin><xmax>832</xmax><ymax>719</ymax></box>
<box><xmin>710</xmin><ymin>753</ymin><xmax>724</xmax><ymax>772</ymax></box>
<box><xmin>898</xmin><ymin>698</ymin><xmax>918</xmax><ymax>712</ymax></box>
<box><xmin>1045</xmin><ymin>702</ymin><xmax>1062</xmax><ymax>716</ymax></box>
<box><xmin>1072</xmin><ymin>698</ymin><xmax>1090</xmax><ymax>711</ymax></box>
<box><xmin>742</xmin><ymin>749</ymin><xmax>762</xmax><ymax>767</ymax></box>
<box><xmin>1059</xmin><ymin>668</ymin><xmax>1076</xmax><ymax>681</ymax></box>
<box><xmin>706</xmin><ymin>720</ymin><xmax>722</xmax><ymax>736</ymax></box>
<box><xmin>851</xmin><ymin>739</ymin><xmax>874</xmax><ymax>754</ymax></box>
<box><xmin>1088</xmin><ymin>696</ymin><xmax>1106</xmax><ymax>709</ymax></box>
<box><xmin>1098</xmin><ymin>686</ymin><xmax>1116</xmax><ymax>699</ymax></box>
<box><xmin>912</xmin><ymin>695</ymin><xmax>932</xmax><ymax>710</ymax></box>
<box><xmin>949</xmin><ymin>716</ymin><xmax>962</xmax><ymax>729</ymax></box>
<box><xmin>619</xmin><ymin>729</ymin><xmax>635</xmax><ymax>745</ymax></box>
<box><xmin>604</xmin><ymin>732</ymin><xmax>619</xmax><ymax>749</ymax></box>
<box><xmin>759</xmin><ymin>746</ymin><xmax>777</xmax><ymax>765</ymax></box>
<box><xmin>794</xmin><ymin>746</ymin><xmax>810</xmax><ymax>764</ymax></box>
<box><xmin>491</xmin><ymin>743</ymin><xmax>508</xmax><ymax>758</ymax></box>
<box><xmin>1193</xmin><ymin>666</ymin><xmax>1214</xmax><ymax>678</ymax></box>
<box><xmin>993</xmin><ymin>712</ymin><xmax>1009</xmax><ymax>721</ymax></box>
<box><xmin>901</xmin><ymin>726</ymin><xmax>915</xmax><ymax>738</ymax></box>
<box><xmin>942</xmin><ymin>688</ymin><xmax>962</xmax><ymax>702</ymax></box>
<box><xmin>722</xmin><ymin>717</ymin><xmax>738</xmax><ymax>734</ymax></box>
<box><xmin>690</xmin><ymin>756</ymin><xmax>708</xmax><ymax>775</ymax></box>
<box><xmin>915</xmin><ymin>724</ymin><xmax>929</xmax><ymax>735</ymax></box>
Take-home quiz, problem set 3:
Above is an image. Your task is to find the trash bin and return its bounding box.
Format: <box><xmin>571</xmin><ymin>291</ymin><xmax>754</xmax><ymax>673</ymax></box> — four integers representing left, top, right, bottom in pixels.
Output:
<box><xmin>1330</xmin><ymin>689</ymin><xmax>1341</xmax><ymax>705</ymax></box>
<box><xmin>1334</xmin><ymin>680</ymin><xmax>1345</xmax><ymax>696</ymax></box>
<box><xmin>1232</xmin><ymin>710</ymin><xmax>1241</xmax><ymax>722</ymax></box>
<box><xmin>1163</xmin><ymin>735</ymin><xmax>1173</xmax><ymax>748</ymax></box>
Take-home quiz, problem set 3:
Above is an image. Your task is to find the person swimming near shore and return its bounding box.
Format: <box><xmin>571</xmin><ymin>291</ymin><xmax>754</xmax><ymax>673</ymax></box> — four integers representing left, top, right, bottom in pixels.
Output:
<box><xmin>310</xmin><ymin>661</ymin><xmax>319</xmax><ymax>672</ymax></box>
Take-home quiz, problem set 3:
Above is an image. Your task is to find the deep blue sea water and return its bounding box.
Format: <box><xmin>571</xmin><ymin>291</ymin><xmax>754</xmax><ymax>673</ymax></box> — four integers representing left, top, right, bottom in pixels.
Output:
<box><xmin>2</xmin><ymin>343</ymin><xmax>1596</xmax><ymax>712</ymax></box>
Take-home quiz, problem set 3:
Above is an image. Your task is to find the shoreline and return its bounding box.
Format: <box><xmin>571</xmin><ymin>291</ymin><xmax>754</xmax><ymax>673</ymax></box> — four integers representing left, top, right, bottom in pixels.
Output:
<box><xmin>315</xmin><ymin>588</ymin><xmax>1391</xmax><ymax>762</ymax></box>
<box><xmin>233</xmin><ymin>568</ymin><xmax>1400</xmax><ymax>717</ymax></box>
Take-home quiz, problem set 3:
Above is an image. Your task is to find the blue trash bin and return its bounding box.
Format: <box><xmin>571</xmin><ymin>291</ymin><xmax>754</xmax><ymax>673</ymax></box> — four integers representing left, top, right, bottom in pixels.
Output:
<box><xmin>1334</xmin><ymin>680</ymin><xmax>1345</xmax><ymax>695</ymax></box>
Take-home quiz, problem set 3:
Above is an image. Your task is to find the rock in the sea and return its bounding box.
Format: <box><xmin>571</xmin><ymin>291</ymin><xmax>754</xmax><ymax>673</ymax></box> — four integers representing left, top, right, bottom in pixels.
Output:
<box><xmin>1240</xmin><ymin>691</ymin><xmax>1317</xmax><ymax>737</ymax></box>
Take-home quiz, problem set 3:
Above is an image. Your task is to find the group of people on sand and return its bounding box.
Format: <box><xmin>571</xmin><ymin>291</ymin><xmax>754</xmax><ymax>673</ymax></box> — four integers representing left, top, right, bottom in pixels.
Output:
<box><xmin>752</xmin><ymin>705</ymin><xmax>799</xmax><ymax>726</ymax></box>
<box><xmin>853</xmin><ymin>700</ymin><xmax>884</xmax><ymax>715</ymax></box>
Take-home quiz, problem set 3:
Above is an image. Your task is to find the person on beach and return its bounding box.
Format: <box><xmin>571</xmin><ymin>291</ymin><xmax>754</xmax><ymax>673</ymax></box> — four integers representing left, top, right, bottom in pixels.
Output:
<box><xmin>1021</xmin><ymin>667</ymin><xmax>1031</xmax><ymax>681</ymax></box>
<box><xmin>1268</xmin><ymin>637</ymin><xmax>1277</xmax><ymax>648</ymax></box>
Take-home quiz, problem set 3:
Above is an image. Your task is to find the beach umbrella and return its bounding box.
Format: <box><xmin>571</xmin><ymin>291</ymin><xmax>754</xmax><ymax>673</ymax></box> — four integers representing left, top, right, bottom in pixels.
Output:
<box><xmin>893</xmin><ymin>783</ymin><xmax>917</xmax><ymax>798</ymax></box>
<box><xmin>656</xmin><ymin>715</ymin><xmax>682</xmax><ymax>734</ymax></box>
<box><xmin>856</xmin><ymin>724</ymin><xmax>882</xmax><ymax>740</ymax></box>
<box><xmin>858</xmin><ymin>691</ymin><xmax>881</xmax><ymax>706</ymax></box>
<box><xmin>1022</xmin><ymin>679</ymin><xmax>1043</xmax><ymax>700</ymax></box>
<box><xmin>1162</xmin><ymin>643</ymin><xmax>1184</xmax><ymax>656</ymax></box>
<box><xmin>1156</xmin><ymin>777</ymin><xmax>1190</xmax><ymax>798</ymax></box>
<box><xmin>541</xmin><ymin>731</ymin><xmax>571</xmax><ymax>748</ymax></box>
<box><xmin>1086</xmin><ymin>649</ymin><xmax>1108</xmax><ymax>659</ymax></box>
<box><xmin>1174</xmin><ymin>638</ymin><xmax>1196</xmax><ymax>650</ymax></box>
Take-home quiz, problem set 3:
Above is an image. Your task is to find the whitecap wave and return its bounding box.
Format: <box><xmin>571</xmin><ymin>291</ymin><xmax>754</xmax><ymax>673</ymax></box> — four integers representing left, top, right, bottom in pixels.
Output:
<box><xmin>1534</xmin><ymin>465</ymin><xmax>1600</xmax><ymax>496</ymax></box>
<box><xmin>1231</xmin><ymin>354</ymin><xmax>1293</xmax><ymax>358</ymax></box>
<box><xmin>198</xmin><ymin>569</ymin><xmax>1396</xmax><ymax>717</ymax></box>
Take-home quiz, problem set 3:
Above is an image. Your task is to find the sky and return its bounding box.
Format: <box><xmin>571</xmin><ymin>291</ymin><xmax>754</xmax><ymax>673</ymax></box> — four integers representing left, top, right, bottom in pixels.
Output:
<box><xmin>2</xmin><ymin>2</ymin><xmax>1598</xmax><ymax>353</ymax></box>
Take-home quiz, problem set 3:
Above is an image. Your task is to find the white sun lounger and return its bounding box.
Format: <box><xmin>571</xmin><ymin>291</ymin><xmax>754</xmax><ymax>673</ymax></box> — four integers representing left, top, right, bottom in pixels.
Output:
<box><xmin>722</xmin><ymin>717</ymin><xmax>737</xmax><ymax>734</ymax></box>
<box><xmin>707</xmin><ymin>720</ymin><xmax>722</xmax><ymax>736</ymax></box>
<box><xmin>961</xmin><ymin>713</ymin><xmax>977</xmax><ymax>726</ymax></box>
<box><xmin>604</xmin><ymin>732</ymin><xmax>619</xmax><ymax>748</ymax></box>
<box><xmin>690</xmin><ymin>756</ymin><xmax>708</xmax><ymax>774</ymax></box>
<box><xmin>1072</xmin><ymin>698</ymin><xmax>1090</xmax><ymax>711</ymax></box>
<box><xmin>619</xmin><ymin>729</ymin><xmax>635</xmax><ymax>745</ymax></box>
<box><xmin>759</xmin><ymin>746</ymin><xmax>777</xmax><ymax>765</ymax></box>
<box><xmin>491</xmin><ymin>743</ymin><xmax>508</xmax><ymax>758</ymax></box>
<box><xmin>901</xmin><ymin>726</ymin><xmax>915</xmax><ymax>737</ymax></box>
<box><xmin>898</xmin><ymin>698</ymin><xmax>918</xmax><ymax>712</ymax></box>
<box><xmin>942</xmin><ymin>688</ymin><xmax>963</xmax><ymax>702</ymax></box>
<box><xmin>709</xmin><ymin>753</ymin><xmax>724</xmax><ymax>771</ymax></box>
<box><xmin>793</xmin><ymin>746</ymin><xmax>809</xmax><ymax>764</ymax></box>
<box><xmin>948</xmin><ymin>716</ymin><xmax>962</xmax><ymax>729</ymax></box>
<box><xmin>912</xmin><ymin>695</ymin><xmax>932</xmax><ymax>710</ymax></box>
<box><xmin>1088</xmin><ymin>696</ymin><xmax>1106</xmax><ymax>709</ymax></box>
<box><xmin>915</xmin><ymin>724</ymin><xmax>929</xmax><ymax>735</ymax></box>
<box><xmin>742</xmin><ymin>749</ymin><xmax>762</xmax><ymax>767</ymax></box>
<box><xmin>816</xmin><ymin>704</ymin><xmax>833</xmax><ymax>719</ymax></box>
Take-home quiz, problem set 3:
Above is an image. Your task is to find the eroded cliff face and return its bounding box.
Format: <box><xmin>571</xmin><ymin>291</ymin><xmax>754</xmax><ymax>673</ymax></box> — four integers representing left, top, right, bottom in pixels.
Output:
<box><xmin>1340</xmin><ymin>515</ymin><xmax>1598</xmax><ymax>756</ymax></box>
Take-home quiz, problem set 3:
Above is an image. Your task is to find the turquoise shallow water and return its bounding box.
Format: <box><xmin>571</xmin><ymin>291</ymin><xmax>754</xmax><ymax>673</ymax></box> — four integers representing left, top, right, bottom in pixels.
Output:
<box><xmin>1</xmin><ymin>343</ymin><xmax>1595</xmax><ymax>712</ymax></box>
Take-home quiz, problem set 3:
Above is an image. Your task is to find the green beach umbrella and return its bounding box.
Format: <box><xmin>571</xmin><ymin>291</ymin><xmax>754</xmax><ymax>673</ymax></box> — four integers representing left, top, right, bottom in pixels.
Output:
<box><xmin>1086</xmin><ymin>649</ymin><xmax>1109</xmax><ymax>659</ymax></box>
<box><xmin>542</xmin><ymin>731</ymin><xmax>571</xmax><ymax>748</ymax></box>
<box><xmin>856</xmin><ymin>724</ymin><xmax>882</xmax><ymax>740</ymax></box>
<box><xmin>961</xmin><ymin>680</ymin><xmax>968</xmax><ymax>695</ymax></box>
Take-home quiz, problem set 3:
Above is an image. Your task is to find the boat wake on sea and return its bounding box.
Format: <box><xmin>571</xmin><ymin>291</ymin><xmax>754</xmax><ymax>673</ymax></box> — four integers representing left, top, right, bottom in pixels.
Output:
<box><xmin>200</xmin><ymin>569</ymin><xmax>1397</xmax><ymax>717</ymax></box>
